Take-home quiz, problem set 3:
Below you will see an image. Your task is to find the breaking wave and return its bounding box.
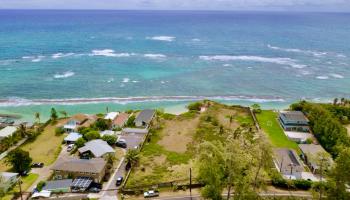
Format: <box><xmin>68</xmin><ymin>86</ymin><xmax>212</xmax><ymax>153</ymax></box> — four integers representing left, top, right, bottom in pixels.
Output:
<box><xmin>90</xmin><ymin>49</ymin><xmax>132</xmax><ymax>57</ymax></box>
<box><xmin>199</xmin><ymin>55</ymin><xmax>306</xmax><ymax>69</ymax></box>
<box><xmin>144</xmin><ymin>54</ymin><xmax>167</xmax><ymax>59</ymax></box>
<box><xmin>0</xmin><ymin>95</ymin><xmax>285</xmax><ymax>107</ymax></box>
<box><xmin>52</xmin><ymin>53</ymin><xmax>75</xmax><ymax>59</ymax></box>
<box><xmin>267</xmin><ymin>44</ymin><xmax>346</xmax><ymax>58</ymax></box>
<box><xmin>54</xmin><ymin>71</ymin><xmax>75</xmax><ymax>79</ymax></box>
<box><xmin>146</xmin><ymin>36</ymin><xmax>175</xmax><ymax>42</ymax></box>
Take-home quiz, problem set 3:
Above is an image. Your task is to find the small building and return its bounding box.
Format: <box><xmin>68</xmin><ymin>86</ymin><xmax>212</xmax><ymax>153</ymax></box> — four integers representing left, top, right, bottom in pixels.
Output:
<box><xmin>279</xmin><ymin>111</ymin><xmax>310</xmax><ymax>132</ymax></box>
<box><xmin>63</xmin><ymin>132</ymin><xmax>82</xmax><ymax>144</ymax></box>
<box><xmin>43</xmin><ymin>179</ymin><xmax>72</xmax><ymax>193</ymax></box>
<box><xmin>0</xmin><ymin>172</ymin><xmax>19</xmax><ymax>193</ymax></box>
<box><xmin>104</xmin><ymin>112</ymin><xmax>119</xmax><ymax>121</ymax></box>
<box><xmin>274</xmin><ymin>148</ymin><xmax>304</xmax><ymax>179</ymax></box>
<box><xmin>284</xmin><ymin>131</ymin><xmax>313</xmax><ymax>143</ymax></box>
<box><xmin>134</xmin><ymin>110</ymin><xmax>155</xmax><ymax>127</ymax></box>
<box><xmin>122</xmin><ymin>128</ymin><xmax>149</xmax><ymax>134</ymax></box>
<box><xmin>112</xmin><ymin>113</ymin><xmax>130</xmax><ymax>129</ymax></box>
<box><xmin>299</xmin><ymin>144</ymin><xmax>332</xmax><ymax>174</ymax></box>
<box><xmin>0</xmin><ymin>126</ymin><xmax>17</xmax><ymax>140</ymax></box>
<box><xmin>51</xmin><ymin>158</ymin><xmax>107</xmax><ymax>183</ymax></box>
<box><xmin>78</xmin><ymin>139</ymin><xmax>115</xmax><ymax>158</ymax></box>
<box><xmin>63</xmin><ymin>114</ymin><xmax>97</xmax><ymax>132</ymax></box>
<box><xmin>100</xmin><ymin>130</ymin><xmax>115</xmax><ymax>137</ymax></box>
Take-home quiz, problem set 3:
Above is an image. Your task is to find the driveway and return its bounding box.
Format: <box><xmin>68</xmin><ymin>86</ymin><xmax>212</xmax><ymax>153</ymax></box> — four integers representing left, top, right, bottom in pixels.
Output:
<box><xmin>100</xmin><ymin>132</ymin><xmax>148</xmax><ymax>199</ymax></box>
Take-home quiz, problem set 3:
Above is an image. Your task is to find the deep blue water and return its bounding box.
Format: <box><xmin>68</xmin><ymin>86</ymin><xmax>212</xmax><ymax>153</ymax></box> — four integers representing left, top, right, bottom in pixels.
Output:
<box><xmin>0</xmin><ymin>10</ymin><xmax>350</xmax><ymax>114</ymax></box>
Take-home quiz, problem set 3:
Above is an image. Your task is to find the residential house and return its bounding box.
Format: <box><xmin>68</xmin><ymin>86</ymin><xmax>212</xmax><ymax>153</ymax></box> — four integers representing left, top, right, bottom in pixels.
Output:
<box><xmin>51</xmin><ymin>158</ymin><xmax>107</xmax><ymax>183</ymax></box>
<box><xmin>112</xmin><ymin>113</ymin><xmax>130</xmax><ymax>129</ymax></box>
<box><xmin>0</xmin><ymin>172</ymin><xmax>19</xmax><ymax>193</ymax></box>
<box><xmin>279</xmin><ymin>111</ymin><xmax>310</xmax><ymax>132</ymax></box>
<box><xmin>42</xmin><ymin>179</ymin><xmax>72</xmax><ymax>193</ymax></box>
<box><xmin>104</xmin><ymin>112</ymin><xmax>119</xmax><ymax>121</ymax></box>
<box><xmin>134</xmin><ymin>110</ymin><xmax>155</xmax><ymax>127</ymax></box>
<box><xmin>78</xmin><ymin>139</ymin><xmax>115</xmax><ymax>158</ymax></box>
<box><xmin>63</xmin><ymin>114</ymin><xmax>96</xmax><ymax>132</ymax></box>
<box><xmin>0</xmin><ymin>126</ymin><xmax>17</xmax><ymax>140</ymax></box>
<box><xmin>274</xmin><ymin>148</ymin><xmax>304</xmax><ymax>179</ymax></box>
<box><xmin>299</xmin><ymin>144</ymin><xmax>332</xmax><ymax>174</ymax></box>
<box><xmin>63</xmin><ymin>132</ymin><xmax>82</xmax><ymax>144</ymax></box>
<box><xmin>100</xmin><ymin>130</ymin><xmax>115</xmax><ymax>137</ymax></box>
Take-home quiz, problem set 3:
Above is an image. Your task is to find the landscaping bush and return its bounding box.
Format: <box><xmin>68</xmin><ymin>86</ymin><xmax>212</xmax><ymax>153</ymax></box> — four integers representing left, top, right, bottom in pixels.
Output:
<box><xmin>75</xmin><ymin>137</ymin><xmax>86</xmax><ymax>148</ymax></box>
<box><xmin>126</xmin><ymin>115</ymin><xmax>136</xmax><ymax>127</ymax></box>
<box><xmin>37</xmin><ymin>181</ymin><xmax>46</xmax><ymax>191</ymax></box>
<box><xmin>102</xmin><ymin>135</ymin><xmax>117</xmax><ymax>145</ymax></box>
<box><xmin>293</xmin><ymin>179</ymin><xmax>312</xmax><ymax>190</ymax></box>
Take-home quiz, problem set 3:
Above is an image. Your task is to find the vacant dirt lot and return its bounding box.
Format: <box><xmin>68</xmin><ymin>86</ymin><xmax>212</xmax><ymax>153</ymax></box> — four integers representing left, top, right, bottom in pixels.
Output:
<box><xmin>158</xmin><ymin>117</ymin><xmax>199</xmax><ymax>153</ymax></box>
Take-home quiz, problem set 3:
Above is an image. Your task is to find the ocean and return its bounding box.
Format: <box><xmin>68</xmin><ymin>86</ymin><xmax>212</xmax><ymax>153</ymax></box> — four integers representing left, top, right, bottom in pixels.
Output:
<box><xmin>0</xmin><ymin>10</ymin><xmax>350</xmax><ymax>121</ymax></box>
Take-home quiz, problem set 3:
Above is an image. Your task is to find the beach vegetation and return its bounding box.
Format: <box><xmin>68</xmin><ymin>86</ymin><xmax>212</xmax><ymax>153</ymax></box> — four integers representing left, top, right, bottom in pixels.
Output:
<box><xmin>251</xmin><ymin>103</ymin><xmax>262</xmax><ymax>113</ymax></box>
<box><xmin>55</xmin><ymin>127</ymin><xmax>65</xmax><ymax>136</ymax></box>
<box><xmin>50</xmin><ymin>108</ymin><xmax>58</xmax><ymax>123</ymax></box>
<box><xmin>187</xmin><ymin>102</ymin><xmax>203</xmax><ymax>111</ymax></box>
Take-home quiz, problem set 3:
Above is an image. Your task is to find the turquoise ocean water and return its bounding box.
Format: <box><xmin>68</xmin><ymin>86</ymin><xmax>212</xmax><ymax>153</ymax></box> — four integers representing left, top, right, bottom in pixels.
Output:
<box><xmin>0</xmin><ymin>10</ymin><xmax>349</xmax><ymax>121</ymax></box>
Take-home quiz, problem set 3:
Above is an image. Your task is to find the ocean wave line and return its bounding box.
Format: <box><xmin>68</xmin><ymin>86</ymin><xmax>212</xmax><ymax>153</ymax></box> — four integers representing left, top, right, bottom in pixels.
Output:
<box><xmin>0</xmin><ymin>95</ymin><xmax>285</xmax><ymax>107</ymax></box>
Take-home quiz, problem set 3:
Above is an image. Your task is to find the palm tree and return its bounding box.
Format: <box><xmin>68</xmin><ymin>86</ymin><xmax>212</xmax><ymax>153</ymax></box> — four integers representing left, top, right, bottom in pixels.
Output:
<box><xmin>18</xmin><ymin>123</ymin><xmax>27</xmax><ymax>138</ymax></box>
<box><xmin>333</xmin><ymin>98</ymin><xmax>338</xmax><ymax>105</ymax></box>
<box><xmin>34</xmin><ymin>112</ymin><xmax>40</xmax><ymax>124</ymax></box>
<box><xmin>125</xmin><ymin>149</ymin><xmax>139</xmax><ymax>167</ymax></box>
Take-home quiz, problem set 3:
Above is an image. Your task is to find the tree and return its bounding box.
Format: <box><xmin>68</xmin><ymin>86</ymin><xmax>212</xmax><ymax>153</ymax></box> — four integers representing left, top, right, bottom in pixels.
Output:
<box><xmin>34</xmin><ymin>112</ymin><xmax>40</xmax><ymax>124</ymax></box>
<box><xmin>0</xmin><ymin>175</ymin><xmax>5</xmax><ymax>197</ymax></box>
<box><xmin>197</xmin><ymin>142</ymin><xmax>225</xmax><ymax>200</ymax></box>
<box><xmin>253</xmin><ymin>137</ymin><xmax>272</xmax><ymax>191</ymax></box>
<box><xmin>105</xmin><ymin>153</ymin><xmax>116</xmax><ymax>165</ymax></box>
<box><xmin>187</xmin><ymin>102</ymin><xmax>203</xmax><ymax>111</ymax></box>
<box><xmin>125</xmin><ymin>149</ymin><xmax>140</xmax><ymax>167</ymax></box>
<box><xmin>50</xmin><ymin>108</ymin><xmax>58</xmax><ymax>122</ymax></box>
<box><xmin>325</xmin><ymin>147</ymin><xmax>350</xmax><ymax>200</ymax></box>
<box><xmin>59</xmin><ymin>110</ymin><xmax>68</xmax><ymax>118</ymax></box>
<box><xmin>125</xmin><ymin>115</ymin><xmax>136</xmax><ymax>127</ymax></box>
<box><xmin>333</xmin><ymin>98</ymin><xmax>338</xmax><ymax>105</ymax></box>
<box><xmin>75</xmin><ymin>138</ymin><xmax>86</xmax><ymax>148</ymax></box>
<box><xmin>18</xmin><ymin>123</ymin><xmax>27</xmax><ymax>138</ymax></box>
<box><xmin>6</xmin><ymin>149</ymin><xmax>32</xmax><ymax>174</ymax></box>
<box><xmin>93</xmin><ymin>118</ymin><xmax>111</xmax><ymax>131</ymax></box>
<box><xmin>84</xmin><ymin>131</ymin><xmax>100</xmax><ymax>141</ymax></box>
<box><xmin>102</xmin><ymin>135</ymin><xmax>117</xmax><ymax>145</ymax></box>
<box><xmin>55</xmin><ymin>127</ymin><xmax>65</xmax><ymax>135</ymax></box>
<box><xmin>251</xmin><ymin>104</ymin><xmax>261</xmax><ymax>114</ymax></box>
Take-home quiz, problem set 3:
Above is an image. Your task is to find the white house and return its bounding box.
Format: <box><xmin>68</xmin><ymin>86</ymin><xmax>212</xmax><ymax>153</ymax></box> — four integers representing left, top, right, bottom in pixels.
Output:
<box><xmin>63</xmin><ymin>132</ymin><xmax>82</xmax><ymax>144</ymax></box>
<box><xmin>104</xmin><ymin>112</ymin><xmax>119</xmax><ymax>121</ymax></box>
<box><xmin>0</xmin><ymin>126</ymin><xmax>17</xmax><ymax>140</ymax></box>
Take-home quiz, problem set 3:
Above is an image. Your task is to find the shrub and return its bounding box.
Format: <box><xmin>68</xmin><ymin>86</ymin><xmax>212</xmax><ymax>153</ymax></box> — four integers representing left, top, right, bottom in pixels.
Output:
<box><xmin>75</xmin><ymin>137</ymin><xmax>86</xmax><ymax>148</ymax></box>
<box><xmin>293</xmin><ymin>179</ymin><xmax>312</xmax><ymax>190</ymax></box>
<box><xmin>187</xmin><ymin>102</ymin><xmax>203</xmax><ymax>111</ymax></box>
<box><xmin>37</xmin><ymin>181</ymin><xmax>46</xmax><ymax>191</ymax></box>
<box><xmin>55</xmin><ymin>127</ymin><xmax>65</xmax><ymax>136</ymax></box>
<box><xmin>84</xmin><ymin>131</ymin><xmax>100</xmax><ymax>141</ymax></box>
<box><xmin>102</xmin><ymin>135</ymin><xmax>117</xmax><ymax>145</ymax></box>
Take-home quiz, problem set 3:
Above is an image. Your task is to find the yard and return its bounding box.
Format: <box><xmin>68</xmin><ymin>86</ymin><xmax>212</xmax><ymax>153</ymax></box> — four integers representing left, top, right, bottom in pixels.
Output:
<box><xmin>2</xmin><ymin>173</ymin><xmax>39</xmax><ymax>200</ymax></box>
<box><xmin>125</xmin><ymin>102</ymin><xmax>254</xmax><ymax>188</ymax></box>
<box><xmin>256</xmin><ymin>110</ymin><xmax>299</xmax><ymax>151</ymax></box>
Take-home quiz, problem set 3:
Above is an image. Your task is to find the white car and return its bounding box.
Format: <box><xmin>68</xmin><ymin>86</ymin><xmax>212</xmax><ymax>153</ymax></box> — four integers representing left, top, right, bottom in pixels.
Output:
<box><xmin>67</xmin><ymin>144</ymin><xmax>74</xmax><ymax>152</ymax></box>
<box><xmin>144</xmin><ymin>190</ymin><xmax>159</xmax><ymax>198</ymax></box>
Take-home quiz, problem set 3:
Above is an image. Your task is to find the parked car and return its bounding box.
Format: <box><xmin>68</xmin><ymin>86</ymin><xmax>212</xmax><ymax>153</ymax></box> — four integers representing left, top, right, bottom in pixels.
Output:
<box><xmin>67</xmin><ymin>144</ymin><xmax>74</xmax><ymax>152</ymax></box>
<box><xmin>88</xmin><ymin>187</ymin><xmax>101</xmax><ymax>193</ymax></box>
<box><xmin>116</xmin><ymin>176</ymin><xmax>123</xmax><ymax>186</ymax></box>
<box><xmin>31</xmin><ymin>162</ymin><xmax>44</xmax><ymax>168</ymax></box>
<box><xmin>20</xmin><ymin>169</ymin><xmax>29</xmax><ymax>176</ymax></box>
<box><xmin>125</xmin><ymin>162</ymin><xmax>131</xmax><ymax>171</ymax></box>
<box><xmin>144</xmin><ymin>190</ymin><xmax>159</xmax><ymax>198</ymax></box>
<box><xmin>116</xmin><ymin>139</ymin><xmax>127</xmax><ymax>148</ymax></box>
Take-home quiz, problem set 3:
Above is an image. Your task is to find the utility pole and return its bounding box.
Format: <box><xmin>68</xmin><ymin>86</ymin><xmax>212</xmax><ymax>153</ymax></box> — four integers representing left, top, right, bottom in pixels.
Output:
<box><xmin>190</xmin><ymin>168</ymin><xmax>192</xmax><ymax>200</ymax></box>
<box><xmin>18</xmin><ymin>176</ymin><xmax>23</xmax><ymax>200</ymax></box>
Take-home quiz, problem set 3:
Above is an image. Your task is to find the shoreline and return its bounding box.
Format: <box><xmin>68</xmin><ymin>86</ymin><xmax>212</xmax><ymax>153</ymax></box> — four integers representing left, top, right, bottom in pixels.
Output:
<box><xmin>0</xmin><ymin>99</ymin><xmax>295</xmax><ymax>123</ymax></box>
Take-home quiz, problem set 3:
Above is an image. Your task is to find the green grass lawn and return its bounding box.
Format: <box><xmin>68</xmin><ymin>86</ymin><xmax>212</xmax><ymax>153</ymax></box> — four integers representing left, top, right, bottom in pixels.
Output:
<box><xmin>256</xmin><ymin>110</ymin><xmax>299</xmax><ymax>151</ymax></box>
<box><xmin>2</xmin><ymin>173</ymin><xmax>39</xmax><ymax>200</ymax></box>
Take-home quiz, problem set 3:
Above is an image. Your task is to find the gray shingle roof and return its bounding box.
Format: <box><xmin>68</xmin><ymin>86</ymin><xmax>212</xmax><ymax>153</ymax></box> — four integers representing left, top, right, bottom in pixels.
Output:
<box><xmin>134</xmin><ymin>109</ymin><xmax>155</xmax><ymax>124</ymax></box>
<box><xmin>78</xmin><ymin>139</ymin><xmax>115</xmax><ymax>157</ymax></box>
<box><xmin>51</xmin><ymin>158</ymin><xmax>106</xmax><ymax>174</ymax></box>
<box><xmin>280</xmin><ymin>111</ymin><xmax>309</xmax><ymax>122</ymax></box>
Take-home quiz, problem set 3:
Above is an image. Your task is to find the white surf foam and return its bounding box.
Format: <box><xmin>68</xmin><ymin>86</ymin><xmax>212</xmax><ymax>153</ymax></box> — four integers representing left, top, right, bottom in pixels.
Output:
<box><xmin>146</xmin><ymin>36</ymin><xmax>175</xmax><ymax>42</ymax></box>
<box><xmin>52</xmin><ymin>53</ymin><xmax>75</xmax><ymax>59</ymax></box>
<box><xmin>329</xmin><ymin>73</ymin><xmax>344</xmax><ymax>79</ymax></box>
<box><xmin>54</xmin><ymin>71</ymin><xmax>75</xmax><ymax>79</ymax></box>
<box><xmin>144</xmin><ymin>54</ymin><xmax>167</xmax><ymax>59</ymax></box>
<box><xmin>0</xmin><ymin>95</ymin><xmax>285</xmax><ymax>107</ymax></box>
<box><xmin>122</xmin><ymin>78</ymin><xmax>130</xmax><ymax>83</ymax></box>
<box><xmin>223</xmin><ymin>64</ymin><xmax>232</xmax><ymax>67</ymax></box>
<box><xmin>31</xmin><ymin>56</ymin><xmax>45</xmax><ymax>62</ymax></box>
<box><xmin>90</xmin><ymin>49</ymin><xmax>131</xmax><ymax>57</ymax></box>
<box><xmin>316</xmin><ymin>76</ymin><xmax>329</xmax><ymax>80</ymax></box>
<box><xmin>192</xmin><ymin>38</ymin><xmax>201</xmax><ymax>42</ymax></box>
<box><xmin>267</xmin><ymin>44</ymin><xmax>327</xmax><ymax>57</ymax></box>
<box><xmin>199</xmin><ymin>55</ymin><xmax>306</xmax><ymax>68</ymax></box>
